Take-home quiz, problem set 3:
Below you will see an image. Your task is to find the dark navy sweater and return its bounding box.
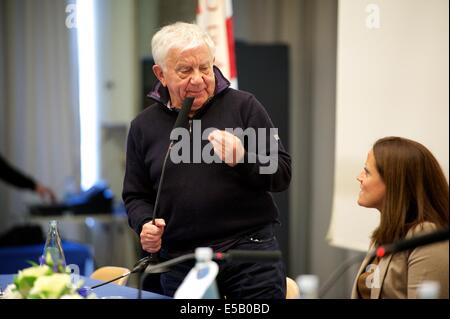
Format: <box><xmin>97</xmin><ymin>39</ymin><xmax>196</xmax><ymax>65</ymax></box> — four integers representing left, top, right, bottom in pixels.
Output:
<box><xmin>122</xmin><ymin>68</ymin><xmax>291</xmax><ymax>252</ymax></box>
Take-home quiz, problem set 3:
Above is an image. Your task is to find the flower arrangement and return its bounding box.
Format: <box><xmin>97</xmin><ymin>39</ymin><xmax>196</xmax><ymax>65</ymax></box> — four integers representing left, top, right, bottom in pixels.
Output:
<box><xmin>2</xmin><ymin>253</ymin><xmax>96</xmax><ymax>299</ymax></box>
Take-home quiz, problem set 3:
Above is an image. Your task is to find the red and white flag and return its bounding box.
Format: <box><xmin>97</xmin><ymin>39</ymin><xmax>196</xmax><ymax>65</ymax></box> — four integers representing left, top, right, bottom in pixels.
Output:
<box><xmin>196</xmin><ymin>0</ymin><xmax>238</xmax><ymax>89</ymax></box>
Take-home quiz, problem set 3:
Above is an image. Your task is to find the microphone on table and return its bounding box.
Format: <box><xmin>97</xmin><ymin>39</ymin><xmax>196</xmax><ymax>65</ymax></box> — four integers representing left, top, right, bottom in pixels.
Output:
<box><xmin>318</xmin><ymin>227</ymin><xmax>449</xmax><ymax>298</ymax></box>
<box><xmin>144</xmin><ymin>249</ymin><xmax>283</xmax><ymax>274</ymax></box>
<box><xmin>76</xmin><ymin>256</ymin><xmax>154</xmax><ymax>297</ymax></box>
<box><xmin>80</xmin><ymin>249</ymin><xmax>280</xmax><ymax>296</ymax></box>
<box><xmin>145</xmin><ymin>96</ymin><xmax>195</xmax><ymax>271</ymax></box>
<box><xmin>370</xmin><ymin>227</ymin><xmax>449</xmax><ymax>258</ymax></box>
<box><xmin>137</xmin><ymin>249</ymin><xmax>283</xmax><ymax>298</ymax></box>
<box><xmin>83</xmin><ymin>256</ymin><xmax>153</xmax><ymax>291</ymax></box>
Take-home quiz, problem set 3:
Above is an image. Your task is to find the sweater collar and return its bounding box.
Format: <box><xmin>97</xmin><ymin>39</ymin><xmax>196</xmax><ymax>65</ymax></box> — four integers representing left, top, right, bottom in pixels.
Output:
<box><xmin>146</xmin><ymin>66</ymin><xmax>230</xmax><ymax>111</ymax></box>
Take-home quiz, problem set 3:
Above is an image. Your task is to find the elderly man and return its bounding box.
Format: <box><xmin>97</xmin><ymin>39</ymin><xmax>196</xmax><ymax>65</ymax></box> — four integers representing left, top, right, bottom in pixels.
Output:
<box><xmin>123</xmin><ymin>22</ymin><xmax>291</xmax><ymax>298</ymax></box>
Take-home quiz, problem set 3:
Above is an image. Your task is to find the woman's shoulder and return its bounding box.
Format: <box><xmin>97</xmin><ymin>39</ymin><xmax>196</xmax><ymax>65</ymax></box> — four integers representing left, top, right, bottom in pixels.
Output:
<box><xmin>406</xmin><ymin>222</ymin><xmax>439</xmax><ymax>239</ymax></box>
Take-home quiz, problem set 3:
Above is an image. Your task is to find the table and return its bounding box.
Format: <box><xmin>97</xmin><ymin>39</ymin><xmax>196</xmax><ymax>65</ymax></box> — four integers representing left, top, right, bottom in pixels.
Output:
<box><xmin>0</xmin><ymin>274</ymin><xmax>169</xmax><ymax>299</ymax></box>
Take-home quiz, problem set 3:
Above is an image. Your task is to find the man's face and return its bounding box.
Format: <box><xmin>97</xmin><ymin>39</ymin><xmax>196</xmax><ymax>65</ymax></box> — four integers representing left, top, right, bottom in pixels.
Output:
<box><xmin>153</xmin><ymin>44</ymin><xmax>216</xmax><ymax>114</ymax></box>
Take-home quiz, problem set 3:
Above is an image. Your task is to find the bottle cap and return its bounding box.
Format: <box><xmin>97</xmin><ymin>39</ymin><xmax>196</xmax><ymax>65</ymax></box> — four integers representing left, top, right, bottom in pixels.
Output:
<box><xmin>417</xmin><ymin>280</ymin><xmax>440</xmax><ymax>299</ymax></box>
<box><xmin>195</xmin><ymin>247</ymin><xmax>213</xmax><ymax>262</ymax></box>
<box><xmin>296</xmin><ymin>274</ymin><xmax>319</xmax><ymax>299</ymax></box>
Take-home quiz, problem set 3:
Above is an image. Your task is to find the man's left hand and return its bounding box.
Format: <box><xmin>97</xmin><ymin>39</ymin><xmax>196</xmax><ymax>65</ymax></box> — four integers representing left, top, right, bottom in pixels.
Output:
<box><xmin>208</xmin><ymin>130</ymin><xmax>245</xmax><ymax>167</ymax></box>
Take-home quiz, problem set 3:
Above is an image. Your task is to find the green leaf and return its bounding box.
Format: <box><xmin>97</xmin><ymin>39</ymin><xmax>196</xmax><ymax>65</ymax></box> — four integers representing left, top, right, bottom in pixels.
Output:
<box><xmin>27</xmin><ymin>260</ymin><xmax>39</xmax><ymax>267</ymax></box>
<box><xmin>16</xmin><ymin>276</ymin><xmax>37</xmax><ymax>298</ymax></box>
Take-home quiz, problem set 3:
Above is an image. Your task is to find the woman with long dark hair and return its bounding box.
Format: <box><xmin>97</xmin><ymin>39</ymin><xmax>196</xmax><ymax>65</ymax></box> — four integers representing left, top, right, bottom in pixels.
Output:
<box><xmin>352</xmin><ymin>137</ymin><xmax>448</xmax><ymax>298</ymax></box>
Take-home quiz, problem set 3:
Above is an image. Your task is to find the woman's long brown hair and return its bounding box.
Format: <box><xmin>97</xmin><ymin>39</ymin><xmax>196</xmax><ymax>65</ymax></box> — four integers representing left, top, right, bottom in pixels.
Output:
<box><xmin>371</xmin><ymin>137</ymin><xmax>449</xmax><ymax>245</ymax></box>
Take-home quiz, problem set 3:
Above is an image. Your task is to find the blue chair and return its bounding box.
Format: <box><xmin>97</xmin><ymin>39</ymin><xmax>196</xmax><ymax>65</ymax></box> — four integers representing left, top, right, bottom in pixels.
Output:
<box><xmin>0</xmin><ymin>241</ymin><xmax>93</xmax><ymax>275</ymax></box>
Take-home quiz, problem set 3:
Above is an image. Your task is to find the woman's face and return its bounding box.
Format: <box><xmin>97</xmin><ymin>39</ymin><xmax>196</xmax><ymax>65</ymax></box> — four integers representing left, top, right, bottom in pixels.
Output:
<box><xmin>356</xmin><ymin>150</ymin><xmax>386</xmax><ymax>211</ymax></box>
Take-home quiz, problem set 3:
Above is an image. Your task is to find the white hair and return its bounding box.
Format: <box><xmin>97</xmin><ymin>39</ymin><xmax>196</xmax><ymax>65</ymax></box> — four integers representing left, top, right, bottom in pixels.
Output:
<box><xmin>151</xmin><ymin>22</ymin><xmax>215</xmax><ymax>69</ymax></box>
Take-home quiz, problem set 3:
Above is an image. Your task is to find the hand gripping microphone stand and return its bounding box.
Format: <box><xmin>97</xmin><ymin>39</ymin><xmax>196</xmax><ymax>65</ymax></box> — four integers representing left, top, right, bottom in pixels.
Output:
<box><xmin>81</xmin><ymin>98</ymin><xmax>195</xmax><ymax>297</ymax></box>
<box><xmin>141</xmin><ymin>97</ymin><xmax>195</xmax><ymax>275</ymax></box>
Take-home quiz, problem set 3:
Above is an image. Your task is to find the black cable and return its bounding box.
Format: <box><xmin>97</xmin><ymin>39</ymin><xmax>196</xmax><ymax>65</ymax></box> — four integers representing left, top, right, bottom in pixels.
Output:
<box><xmin>318</xmin><ymin>253</ymin><xmax>366</xmax><ymax>299</ymax></box>
<box><xmin>87</xmin><ymin>256</ymin><xmax>152</xmax><ymax>290</ymax></box>
<box><xmin>90</xmin><ymin>271</ymin><xmax>132</xmax><ymax>289</ymax></box>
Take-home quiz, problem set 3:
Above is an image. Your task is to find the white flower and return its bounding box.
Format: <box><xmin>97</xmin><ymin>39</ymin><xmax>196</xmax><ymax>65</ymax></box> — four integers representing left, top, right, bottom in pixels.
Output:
<box><xmin>8</xmin><ymin>263</ymin><xmax>97</xmax><ymax>299</ymax></box>
<box><xmin>14</xmin><ymin>265</ymin><xmax>52</xmax><ymax>297</ymax></box>
<box><xmin>18</xmin><ymin>265</ymin><xmax>52</xmax><ymax>278</ymax></box>
<box><xmin>28</xmin><ymin>273</ymin><xmax>72</xmax><ymax>299</ymax></box>
<box><xmin>2</xmin><ymin>284</ymin><xmax>22</xmax><ymax>299</ymax></box>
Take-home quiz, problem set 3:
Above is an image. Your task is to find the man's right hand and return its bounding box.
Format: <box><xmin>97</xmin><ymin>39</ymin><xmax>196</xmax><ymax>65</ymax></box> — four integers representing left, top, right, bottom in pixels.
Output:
<box><xmin>140</xmin><ymin>219</ymin><xmax>166</xmax><ymax>253</ymax></box>
<box><xmin>35</xmin><ymin>183</ymin><xmax>57</xmax><ymax>203</ymax></box>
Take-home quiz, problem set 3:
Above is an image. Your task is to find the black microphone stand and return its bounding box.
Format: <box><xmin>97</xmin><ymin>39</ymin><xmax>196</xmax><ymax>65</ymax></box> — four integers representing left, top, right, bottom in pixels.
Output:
<box><xmin>135</xmin><ymin>144</ymin><xmax>173</xmax><ymax>296</ymax></box>
<box><xmin>78</xmin><ymin>256</ymin><xmax>154</xmax><ymax>296</ymax></box>
<box><xmin>138</xmin><ymin>252</ymin><xmax>196</xmax><ymax>299</ymax></box>
<box><xmin>139</xmin><ymin>97</ymin><xmax>195</xmax><ymax>289</ymax></box>
<box><xmin>144</xmin><ymin>141</ymin><xmax>173</xmax><ymax>272</ymax></box>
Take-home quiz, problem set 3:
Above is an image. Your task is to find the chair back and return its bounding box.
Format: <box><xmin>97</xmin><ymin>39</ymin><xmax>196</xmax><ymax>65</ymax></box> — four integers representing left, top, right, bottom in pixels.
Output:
<box><xmin>286</xmin><ymin>277</ymin><xmax>300</xmax><ymax>299</ymax></box>
<box><xmin>90</xmin><ymin>266</ymin><xmax>130</xmax><ymax>286</ymax></box>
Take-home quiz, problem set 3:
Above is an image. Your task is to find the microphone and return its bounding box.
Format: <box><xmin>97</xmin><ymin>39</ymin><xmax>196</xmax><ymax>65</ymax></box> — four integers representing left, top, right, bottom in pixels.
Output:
<box><xmin>145</xmin><ymin>96</ymin><xmax>195</xmax><ymax>270</ymax></box>
<box><xmin>319</xmin><ymin>227</ymin><xmax>449</xmax><ymax>298</ymax></box>
<box><xmin>131</xmin><ymin>256</ymin><xmax>153</xmax><ymax>273</ymax></box>
<box><xmin>151</xmin><ymin>96</ymin><xmax>194</xmax><ymax>222</ymax></box>
<box><xmin>171</xmin><ymin>97</ymin><xmax>195</xmax><ymax>134</ymax></box>
<box><xmin>143</xmin><ymin>249</ymin><xmax>282</xmax><ymax>274</ymax></box>
<box><xmin>373</xmin><ymin>227</ymin><xmax>449</xmax><ymax>258</ymax></box>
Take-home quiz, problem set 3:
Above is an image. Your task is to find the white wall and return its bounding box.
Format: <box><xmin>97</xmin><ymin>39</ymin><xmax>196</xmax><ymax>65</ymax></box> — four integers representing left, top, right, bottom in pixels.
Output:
<box><xmin>95</xmin><ymin>0</ymin><xmax>139</xmax><ymax>199</ymax></box>
<box><xmin>96</xmin><ymin>0</ymin><xmax>139</xmax><ymax>126</ymax></box>
<box><xmin>328</xmin><ymin>0</ymin><xmax>449</xmax><ymax>251</ymax></box>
